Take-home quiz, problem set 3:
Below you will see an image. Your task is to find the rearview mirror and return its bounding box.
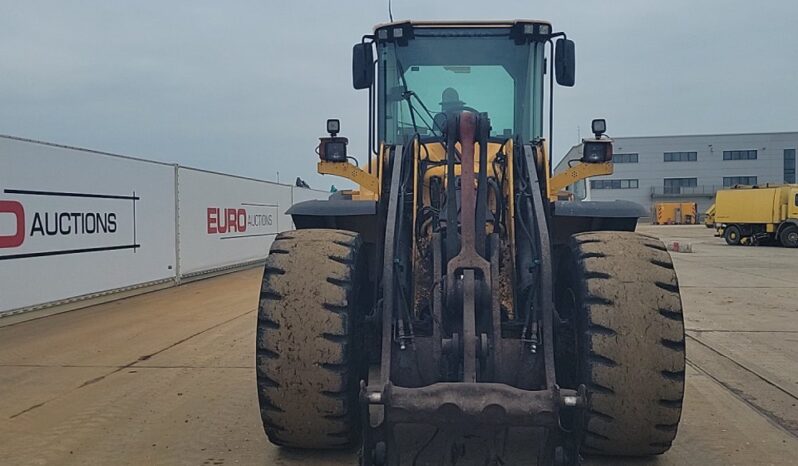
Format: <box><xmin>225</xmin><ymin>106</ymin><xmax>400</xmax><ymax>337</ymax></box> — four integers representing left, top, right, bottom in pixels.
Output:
<box><xmin>555</xmin><ymin>39</ymin><xmax>576</xmax><ymax>87</ymax></box>
<box><xmin>352</xmin><ymin>43</ymin><xmax>374</xmax><ymax>90</ymax></box>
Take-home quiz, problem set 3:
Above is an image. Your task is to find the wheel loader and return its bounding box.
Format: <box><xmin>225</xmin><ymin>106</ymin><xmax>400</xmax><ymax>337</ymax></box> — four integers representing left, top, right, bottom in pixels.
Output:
<box><xmin>256</xmin><ymin>20</ymin><xmax>685</xmax><ymax>465</ymax></box>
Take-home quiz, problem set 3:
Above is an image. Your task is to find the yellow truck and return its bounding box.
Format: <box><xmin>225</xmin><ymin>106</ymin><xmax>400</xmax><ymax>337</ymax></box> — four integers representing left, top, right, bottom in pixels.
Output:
<box><xmin>707</xmin><ymin>184</ymin><xmax>798</xmax><ymax>247</ymax></box>
<box><xmin>652</xmin><ymin>202</ymin><xmax>698</xmax><ymax>225</ymax></box>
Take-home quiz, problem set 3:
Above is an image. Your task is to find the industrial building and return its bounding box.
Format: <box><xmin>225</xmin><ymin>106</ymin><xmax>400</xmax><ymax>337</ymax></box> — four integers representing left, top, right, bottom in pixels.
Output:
<box><xmin>555</xmin><ymin>131</ymin><xmax>798</xmax><ymax>215</ymax></box>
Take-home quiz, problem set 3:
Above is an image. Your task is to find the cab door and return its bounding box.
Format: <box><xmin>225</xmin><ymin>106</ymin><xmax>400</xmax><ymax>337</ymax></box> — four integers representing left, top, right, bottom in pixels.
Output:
<box><xmin>790</xmin><ymin>188</ymin><xmax>798</xmax><ymax>218</ymax></box>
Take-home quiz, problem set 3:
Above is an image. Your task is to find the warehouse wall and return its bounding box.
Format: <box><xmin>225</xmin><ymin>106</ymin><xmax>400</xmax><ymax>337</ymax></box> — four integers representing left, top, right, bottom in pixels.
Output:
<box><xmin>556</xmin><ymin>131</ymin><xmax>798</xmax><ymax>214</ymax></box>
<box><xmin>0</xmin><ymin>135</ymin><xmax>328</xmax><ymax>316</ymax></box>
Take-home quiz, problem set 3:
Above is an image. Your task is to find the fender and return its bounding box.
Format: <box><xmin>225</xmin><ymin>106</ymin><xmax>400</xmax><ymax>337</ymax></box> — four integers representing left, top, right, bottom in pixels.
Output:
<box><xmin>553</xmin><ymin>200</ymin><xmax>648</xmax><ymax>219</ymax></box>
<box><xmin>776</xmin><ymin>218</ymin><xmax>798</xmax><ymax>235</ymax></box>
<box><xmin>551</xmin><ymin>200</ymin><xmax>647</xmax><ymax>245</ymax></box>
<box><xmin>286</xmin><ymin>199</ymin><xmax>376</xmax><ymax>217</ymax></box>
<box><xmin>287</xmin><ymin>199</ymin><xmax>378</xmax><ymax>243</ymax></box>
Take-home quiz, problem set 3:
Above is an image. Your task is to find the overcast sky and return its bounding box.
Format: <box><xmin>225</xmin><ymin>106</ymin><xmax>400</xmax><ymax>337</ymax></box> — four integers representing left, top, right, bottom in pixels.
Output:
<box><xmin>1</xmin><ymin>1</ymin><xmax>796</xmax><ymax>188</ymax></box>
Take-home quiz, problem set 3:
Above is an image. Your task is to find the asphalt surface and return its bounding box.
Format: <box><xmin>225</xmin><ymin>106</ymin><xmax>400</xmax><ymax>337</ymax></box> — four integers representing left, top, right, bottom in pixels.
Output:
<box><xmin>0</xmin><ymin>225</ymin><xmax>796</xmax><ymax>465</ymax></box>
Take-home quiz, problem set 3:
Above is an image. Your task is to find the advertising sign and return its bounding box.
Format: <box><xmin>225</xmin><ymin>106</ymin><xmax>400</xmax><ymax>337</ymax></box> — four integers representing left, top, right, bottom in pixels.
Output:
<box><xmin>0</xmin><ymin>136</ymin><xmax>176</xmax><ymax>314</ymax></box>
<box><xmin>177</xmin><ymin>168</ymin><xmax>292</xmax><ymax>276</ymax></box>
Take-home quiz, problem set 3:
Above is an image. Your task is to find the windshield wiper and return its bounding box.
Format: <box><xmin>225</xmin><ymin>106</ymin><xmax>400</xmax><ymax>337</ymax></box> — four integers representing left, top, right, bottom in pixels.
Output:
<box><xmin>404</xmin><ymin>90</ymin><xmax>444</xmax><ymax>136</ymax></box>
<box><xmin>394</xmin><ymin>53</ymin><xmax>442</xmax><ymax>139</ymax></box>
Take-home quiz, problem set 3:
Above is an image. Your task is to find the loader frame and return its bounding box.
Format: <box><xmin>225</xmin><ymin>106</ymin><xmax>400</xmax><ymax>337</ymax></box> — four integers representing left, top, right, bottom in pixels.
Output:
<box><xmin>281</xmin><ymin>20</ymin><xmax>652</xmax><ymax>465</ymax></box>
<box><xmin>354</xmin><ymin>113</ymin><xmax>587</xmax><ymax>465</ymax></box>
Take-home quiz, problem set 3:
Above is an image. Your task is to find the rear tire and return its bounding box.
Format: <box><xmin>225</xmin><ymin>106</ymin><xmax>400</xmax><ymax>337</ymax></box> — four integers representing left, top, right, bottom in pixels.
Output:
<box><xmin>779</xmin><ymin>225</ymin><xmax>798</xmax><ymax>248</ymax></box>
<box><xmin>724</xmin><ymin>225</ymin><xmax>742</xmax><ymax>245</ymax></box>
<box><xmin>256</xmin><ymin>229</ymin><xmax>367</xmax><ymax>449</ymax></box>
<box><xmin>555</xmin><ymin>232</ymin><xmax>686</xmax><ymax>456</ymax></box>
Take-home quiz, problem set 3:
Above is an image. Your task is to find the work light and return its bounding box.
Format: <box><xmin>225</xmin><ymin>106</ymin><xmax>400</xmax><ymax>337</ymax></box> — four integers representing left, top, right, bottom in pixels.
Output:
<box><xmin>591</xmin><ymin>119</ymin><xmax>606</xmax><ymax>138</ymax></box>
<box><xmin>582</xmin><ymin>140</ymin><xmax>612</xmax><ymax>163</ymax></box>
<box><xmin>319</xmin><ymin>119</ymin><xmax>348</xmax><ymax>162</ymax></box>
<box><xmin>327</xmin><ymin>119</ymin><xmax>340</xmax><ymax>136</ymax></box>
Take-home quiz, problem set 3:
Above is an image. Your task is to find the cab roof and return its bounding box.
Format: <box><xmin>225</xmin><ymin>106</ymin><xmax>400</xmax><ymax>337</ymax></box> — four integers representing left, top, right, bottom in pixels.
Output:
<box><xmin>373</xmin><ymin>19</ymin><xmax>552</xmax><ymax>32</ymax></box>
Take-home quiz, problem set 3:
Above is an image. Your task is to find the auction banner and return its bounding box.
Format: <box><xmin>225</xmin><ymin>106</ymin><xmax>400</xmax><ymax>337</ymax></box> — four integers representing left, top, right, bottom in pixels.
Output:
<box><xmin>176</xmin><ymin>168</ymin><xmax>293</xmax><ymax>276</ymax></box>
<box><xmin>0</xmin><ymin>136</ymin><xmax>176</xmax><ymax>314</ymax></box>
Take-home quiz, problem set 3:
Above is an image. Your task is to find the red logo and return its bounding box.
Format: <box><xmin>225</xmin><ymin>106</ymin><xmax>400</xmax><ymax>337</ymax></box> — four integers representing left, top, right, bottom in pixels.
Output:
<box><xmin>0</xmin><ymin>200</ymin><xmax>25</xmax><ymax>248</ymax></box>
<box><xmin>207</xmin><ymin>207</ymin><xmax>247</xmax><ymax>234</ymax></box>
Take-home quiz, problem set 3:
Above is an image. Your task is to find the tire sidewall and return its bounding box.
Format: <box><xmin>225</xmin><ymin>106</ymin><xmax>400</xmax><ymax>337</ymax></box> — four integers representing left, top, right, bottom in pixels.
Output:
<box><xmin>780</xmin><ymin>226</ymin><xmax>798</xmax><ymax>248</ymax></box>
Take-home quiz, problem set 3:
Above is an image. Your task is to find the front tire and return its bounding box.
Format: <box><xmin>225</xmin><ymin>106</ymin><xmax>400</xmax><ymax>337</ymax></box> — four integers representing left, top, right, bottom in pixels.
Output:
<box><xmin>555</xmin><ymin>232</ymin><xmax>686</xmax><ymax>456</ymax></box>
<box><xmin>256</xmin><ymin>229</ymin><xmax>367</xmax><ymax>449</ymax></box>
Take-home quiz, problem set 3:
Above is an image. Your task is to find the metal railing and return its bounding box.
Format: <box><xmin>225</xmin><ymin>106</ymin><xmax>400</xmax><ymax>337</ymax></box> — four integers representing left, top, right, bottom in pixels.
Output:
<box><xmin>650</xmin><ymin>185</ymin><xmax>721</xmax><ymax>198</ymax></box>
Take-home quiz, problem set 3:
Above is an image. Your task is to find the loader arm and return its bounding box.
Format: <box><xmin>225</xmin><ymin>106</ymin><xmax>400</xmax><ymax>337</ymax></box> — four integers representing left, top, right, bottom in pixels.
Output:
<box><xmin>548</xmin><ymin>161</ymin><xmax>613</xmax><ymax>201</ymax></box>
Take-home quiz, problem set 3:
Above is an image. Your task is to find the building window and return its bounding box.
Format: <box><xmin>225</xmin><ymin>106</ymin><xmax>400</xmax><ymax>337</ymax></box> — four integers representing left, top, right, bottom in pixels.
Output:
<box><xmin>614</xmin><ymin>153</ymin><xmax>639</xmax><ymax>163</ymax></box>
<box><xmin>664</xmin><ymin>151</ymin><xmax>697</xmax><ymax>162</ymax></box>
<box><xmin>590</xmin><ymin>179</ymin><xmax>639</xmax><ymax>190</ymax></box>
<box><xmin>723</xmin><ymin>149</ymin><xmax>757</xmax><ymax>160</ymax></box>
<box><xmin>723</xmin><ymin>176</ymin><xmax>758</xmax><ymax>187</ymax></box>
<box><xmin>785</xmin><ymin>149</ymin><xmax>796</xmax><ymax>183</ymax></box>
<box><xmin>663</xmin><ymin>177</ymin><xmax>697</xmax><ymax>194</ymax></box>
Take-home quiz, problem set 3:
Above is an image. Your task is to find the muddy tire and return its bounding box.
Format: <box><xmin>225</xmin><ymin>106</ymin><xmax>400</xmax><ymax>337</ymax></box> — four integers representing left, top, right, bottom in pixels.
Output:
<box><xmin>555</xmin><ymin>231</ymin><xmax>685</xmax><ymax>456</ymax></box>
<box><xmin>256</xmin><ymin>229</ymin><xmax>367</xmax><ymax>449</ymax></box>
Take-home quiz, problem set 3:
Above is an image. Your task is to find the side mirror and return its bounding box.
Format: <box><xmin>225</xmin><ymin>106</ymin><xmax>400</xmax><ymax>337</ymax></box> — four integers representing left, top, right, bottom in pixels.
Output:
<box><xmin>555</xmin><ymin>38</ymin><xmax>576</xmax><ymax>87</ymax></box>
<box><xmin>352</xmin><ymin>43</ymin><xmax>374</xmax><ymax>90</ymax></box>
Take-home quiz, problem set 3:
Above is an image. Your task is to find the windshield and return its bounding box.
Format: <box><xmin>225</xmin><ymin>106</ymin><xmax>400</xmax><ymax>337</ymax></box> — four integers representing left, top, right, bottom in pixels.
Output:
<box><xmin>377</xmin><ymin>27</ymin><xmax>545</xmax><ymax>145</ymax></box>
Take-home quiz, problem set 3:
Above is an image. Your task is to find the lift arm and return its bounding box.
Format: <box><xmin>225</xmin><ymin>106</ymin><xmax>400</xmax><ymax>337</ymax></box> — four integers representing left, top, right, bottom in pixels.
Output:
<box><xmin>317</xmin><ymin>160</ymin><xmax>380</xmax><ymax>196</ymax></box>
<box><xmin>548</xmin><ymin>161</ymin><xmax>613</xmax><ymax>201</ymax></box>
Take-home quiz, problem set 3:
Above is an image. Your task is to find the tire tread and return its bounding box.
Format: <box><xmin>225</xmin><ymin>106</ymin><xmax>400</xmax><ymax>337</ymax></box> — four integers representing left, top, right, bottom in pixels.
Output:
<box><xmin>569</xmin><ymin>231</ymin><xmax>686</xmax><ymax>456</ymax></box>
<box><xmin>256</xmin><ymin>229</ymin><xmax>364</xmax><ymax>449</ymax></box>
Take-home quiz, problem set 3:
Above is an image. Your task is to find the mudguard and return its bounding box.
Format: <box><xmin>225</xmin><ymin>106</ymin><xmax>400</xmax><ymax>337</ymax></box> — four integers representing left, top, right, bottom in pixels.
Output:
<box><xmin>551</xmin><ymin>200</ymin><xmax>647</xmax><ymax>245</ymax></box>
<box><xmin>553</xmin><ymin>200</ymin><xmax>648</xmax><ymax>218</ymax></box>
<box><xmin>286</xmin><ymin>199</ymin><xmax>377</xmax><ymax>216</ymax></box>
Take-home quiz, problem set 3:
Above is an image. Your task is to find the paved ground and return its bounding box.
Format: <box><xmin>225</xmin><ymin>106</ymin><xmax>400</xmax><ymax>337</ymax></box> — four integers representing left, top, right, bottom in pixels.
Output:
<box><xmin>0</xmin><ymin>225</ymin><xmax>796</xmax><ymax>465</ymax></box>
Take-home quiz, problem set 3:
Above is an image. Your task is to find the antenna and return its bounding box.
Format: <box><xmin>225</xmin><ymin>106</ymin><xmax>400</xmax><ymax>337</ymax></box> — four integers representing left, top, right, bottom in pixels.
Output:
<box><xmin>388</xmin><ymin>0</ymin><xmax>394</xmax><ymax>21</ymax></box>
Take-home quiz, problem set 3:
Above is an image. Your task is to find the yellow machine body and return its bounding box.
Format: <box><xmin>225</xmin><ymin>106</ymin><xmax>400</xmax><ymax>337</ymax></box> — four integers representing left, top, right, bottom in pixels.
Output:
<box><xmin>714</xmin><ymin>185</ymin><xmax>798</xmax><ymax>226</ymax></box>
<box><xmin>652</xmin><ymin>202</ymin><xmax>698</xmax><ymax>225</ymax></box>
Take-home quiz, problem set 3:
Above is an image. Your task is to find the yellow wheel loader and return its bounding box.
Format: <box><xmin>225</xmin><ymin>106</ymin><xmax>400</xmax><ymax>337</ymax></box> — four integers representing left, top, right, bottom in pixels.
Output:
<box><xmin>255</xmin><ymin>20</ymin><xmax>685</xmax><ymax>465</ymax></box>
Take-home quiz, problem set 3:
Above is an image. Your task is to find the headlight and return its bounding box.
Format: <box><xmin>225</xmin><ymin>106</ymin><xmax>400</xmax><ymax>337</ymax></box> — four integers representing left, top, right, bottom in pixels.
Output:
<box><xmin>582</xmin><ymin>141</ymin><xmax>612</xmax><ymax>163</ymax></box>
<box><xmin>322</xmin><ymin>140</ymin><xmax>348</xmax><ymax>162</ymax></box>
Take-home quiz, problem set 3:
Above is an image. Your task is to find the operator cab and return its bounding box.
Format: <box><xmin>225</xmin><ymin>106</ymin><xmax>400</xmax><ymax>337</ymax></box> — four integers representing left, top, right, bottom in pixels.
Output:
<box><xmin>353</xmin><ymin>21</ymin><xmax>574</xmax><ymax>148</ymax></box>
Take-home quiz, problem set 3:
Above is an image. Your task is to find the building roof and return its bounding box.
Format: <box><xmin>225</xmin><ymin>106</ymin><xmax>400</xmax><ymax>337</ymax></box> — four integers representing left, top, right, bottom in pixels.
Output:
<box><xmin>603</xmin><ymin>130</ymin><xmax>798</xmax><ymax>140</ymax></box>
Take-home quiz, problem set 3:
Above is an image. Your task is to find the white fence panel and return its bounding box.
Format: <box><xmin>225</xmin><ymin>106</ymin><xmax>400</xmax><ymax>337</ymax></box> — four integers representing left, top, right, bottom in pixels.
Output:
<box><xmin>0</xmin><ymin>136</ymin><xmax>176</xmax><ymax>314</ymax></box>
<box><xmin>177</xmin><ymin>168</ymin><xmax>293</xmax><ymax>276</ymax></box>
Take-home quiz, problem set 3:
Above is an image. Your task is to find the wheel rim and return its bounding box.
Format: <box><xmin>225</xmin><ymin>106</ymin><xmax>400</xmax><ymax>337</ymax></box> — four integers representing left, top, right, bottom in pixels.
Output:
<box><xmin>726</xmin><ymin>227</ymin><xmax>740</xmax><ymax>243</ymax></box>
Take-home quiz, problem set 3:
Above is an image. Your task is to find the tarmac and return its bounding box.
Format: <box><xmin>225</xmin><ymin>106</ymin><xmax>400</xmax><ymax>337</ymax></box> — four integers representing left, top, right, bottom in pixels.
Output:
<box><xmin>0</xmin><ymin>225</ymin><xmax>796</xmax><ymax>465</ymax></box>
